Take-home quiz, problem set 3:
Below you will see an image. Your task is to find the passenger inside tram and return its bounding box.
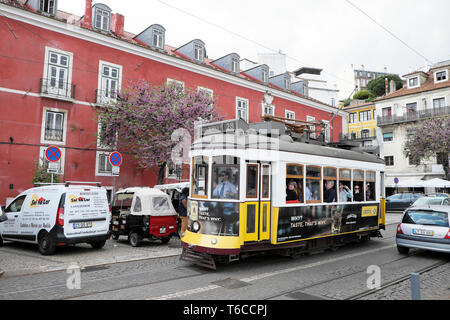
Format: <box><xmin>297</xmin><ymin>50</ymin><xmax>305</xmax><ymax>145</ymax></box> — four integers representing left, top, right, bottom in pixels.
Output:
<box><xmin>338</xmin><ymin>182</ymin><xmax>353</xmax><ymax>202</ymax></box>
<box><xmin>353</xmin><ymin>184</ymin><xmax>363</xmax><ymax>201</ymax></box>
<box><xmin>323</xmin><ymin>180</ymin><xmax>336</xmax><ymax>203</ymax></box>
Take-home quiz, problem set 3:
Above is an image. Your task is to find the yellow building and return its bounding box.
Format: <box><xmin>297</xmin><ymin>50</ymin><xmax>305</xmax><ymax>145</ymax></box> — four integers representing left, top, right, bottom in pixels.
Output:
<box><xmin>343</xmin><ymin>102</ymin><xmax>377</xmax><ymax>147</ymax></box>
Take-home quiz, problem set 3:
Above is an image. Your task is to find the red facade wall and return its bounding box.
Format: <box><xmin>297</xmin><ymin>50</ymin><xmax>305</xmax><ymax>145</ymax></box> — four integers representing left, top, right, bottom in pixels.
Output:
<box><xmin>0</xmin><ymin>8</ymin><xmax>342</xmax><ymax>205</ymax></box>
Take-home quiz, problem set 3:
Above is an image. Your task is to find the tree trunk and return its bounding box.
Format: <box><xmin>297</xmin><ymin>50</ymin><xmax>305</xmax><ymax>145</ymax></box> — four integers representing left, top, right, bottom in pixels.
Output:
<box><xmin>157</xmin><ymin>162</ymin><xmax>166</xmax><ymax>185</ymax></box>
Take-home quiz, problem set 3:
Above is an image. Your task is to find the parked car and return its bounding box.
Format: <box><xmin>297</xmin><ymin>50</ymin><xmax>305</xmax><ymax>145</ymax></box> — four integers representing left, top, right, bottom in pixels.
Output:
<box><xmin>386</xmin><ymin>193</ymin><xmax>423</xmax><ymax>212</ymax></box>
<box><xmin>111</xmin><ymin>187</ymin><xmax>178</xmax><ymax>246</ymax></box>
<box><xmin>411</xmin><ymin>196</ymin><xmax>450</xmax><ymax>207</ymax></box>
<box><xmin>0</xmin><ymin>183</ymin><xmax>111</xmax><ymax>255</ymax></box>
<box><xmin>425</xmin><ymin>193</ymin><xmax>450</xmax><ymax>198</ymax></box>
<box><xmin>396</xmin><ymin>206</ymin><xmax>450</xmax><ymax>254</ymax></box>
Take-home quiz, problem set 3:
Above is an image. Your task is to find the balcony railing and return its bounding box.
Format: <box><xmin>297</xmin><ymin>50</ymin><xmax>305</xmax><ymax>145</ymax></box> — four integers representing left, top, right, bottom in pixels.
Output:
<box><xmin>40</xmin><ymin>78</ymin><xmax>76</xmax><ymax>100</ymax></box>
<box><xmin>377</xmin><ymin>106</ymin><xmax>450</xmax><ymax>126</ymax></box>
<box><xmin>95</xmin><ymin>89</ymin><xmax>118</xmax><ymax>105</ymax></box>
<box><xmin>44</xmin><ymin>128</ymin><xmax>64</xmax><ymax>142</ymax></box>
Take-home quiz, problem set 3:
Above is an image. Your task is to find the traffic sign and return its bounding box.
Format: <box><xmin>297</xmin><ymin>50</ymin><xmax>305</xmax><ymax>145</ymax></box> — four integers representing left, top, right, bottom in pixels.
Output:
<box><xmin>394</xmin><ymin>177</ymin><xmax>399</xmax><ymax>184</ymax></box>
<box><xmin>45</xmin><ymin>146</ymin><xmax>62</xmax><ymax>162</ymax></box>
<box><xmin>109</xmin><ymin>151</ymin><xmax>123</xmax><ymax>167</ymax></box>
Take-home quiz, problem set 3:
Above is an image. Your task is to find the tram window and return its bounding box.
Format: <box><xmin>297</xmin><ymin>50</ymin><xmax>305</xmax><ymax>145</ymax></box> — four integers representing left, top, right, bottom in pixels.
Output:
<box><xmin>286</xmin><ymin>164</ymin><xmax>303</xmax><ymax>203</ymax></box>
<box><xmin>339</xmin><ymin>168</ymin><xmax>352</xmax><ymax>202</ymax></box>
<box><xmin>246</xmin><ymin>164</ymin><xmax>258</xmax><ymax>198</ymax></box>
<box><xmin>366</xmin><ymin>171</ymin><xmax>376</xmax><ymax>201</ymax></box>
<box><xmin>306</xmin><ymin>166</ymin><xmax>321</xmax><ymax>203</ymax></box>
<box><xmin>323</xmin><ymin>167</ymin><xmax>337</xmax><ymax>203</ymax></box>
<box><xmin>352</xmin><ymin>170</ymin><xmax>364</xmax><ymax>202</ymax></box>
<box><xmin>211</xmin><ymin>156</ymin><xmax>240</xmax><ymax>200</ymax></box>
<box><xmin>262</xmin><ymin>164</ymin><xmax>270</xmax><ymax>199</ymax></box>
<box><xmin>192</xmin><ymin>156</ymin><xmax>209</xmax><ymax>198</ymax></box>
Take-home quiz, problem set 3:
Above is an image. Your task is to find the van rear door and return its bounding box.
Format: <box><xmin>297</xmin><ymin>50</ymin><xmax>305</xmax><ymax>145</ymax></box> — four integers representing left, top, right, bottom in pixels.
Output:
<box><xmin>64</xmin><ymin>187</ymin><xmax>110</xmax><ymax>239</ymax></box>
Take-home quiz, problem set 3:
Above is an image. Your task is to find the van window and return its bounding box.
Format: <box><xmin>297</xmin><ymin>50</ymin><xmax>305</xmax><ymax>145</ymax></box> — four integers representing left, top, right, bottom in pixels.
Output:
<box><xmin>5</xmin><ymin>195</ymin><xmax>26</xmax><ymax>213</ymax></box>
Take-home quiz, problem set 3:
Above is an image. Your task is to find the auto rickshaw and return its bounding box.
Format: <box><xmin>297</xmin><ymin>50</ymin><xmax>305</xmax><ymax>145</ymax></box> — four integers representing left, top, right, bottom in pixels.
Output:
<box><xmin>111</xmin><ymin>187</ymin><xmax>178</xmax><ymax>247</ymax></box>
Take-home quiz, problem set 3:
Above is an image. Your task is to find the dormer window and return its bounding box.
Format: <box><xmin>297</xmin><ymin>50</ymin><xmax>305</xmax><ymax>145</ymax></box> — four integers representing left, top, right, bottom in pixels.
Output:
<box><xmin>262</xmin><ymin>69</ymin><xmax>268</xmax><ymax>83</ymax></box>
<box><xmin>39</xmin><ymin>0</ymin><xmax>56</xmax><ymax>15</ymax></box>
<box><xmin>194</xmin><ymin>43</ymin><xmax>204</xmax><ymax>62</ymax></box>
<box><xmin>284</xmin><ymin>78</ymin><xmax>290</xmax><ymax>90</ymax></box>
<box><xmin>408</xmin><ymin>77</ymin><xmax>419</xmax><ymax>88</ymax></box>
<box><xmin>434</xmin><ymin>70</ymin><xmax>448</xmax><ymax>83</ymax></box>
<box><xmin>231</xmin><ymin>57</ymin><xmax>239</xmax><ymax>73</ymax></box>
<box><xmin>153</xmin><ymin>29</ymin><xmax>164</xmax><ymax>49</ymax></box>
<box><xmin>93</xmin><ymin>5</ymin><xmax>111</xmax><ymax>32</ymax></box>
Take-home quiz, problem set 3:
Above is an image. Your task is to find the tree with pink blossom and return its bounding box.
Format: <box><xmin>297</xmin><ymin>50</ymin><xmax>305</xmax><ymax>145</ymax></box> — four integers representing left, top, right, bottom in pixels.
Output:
<box><xmin>403</xmin><ymin>117</ymin><xmax>450</xmax><ymax>178</ymax></box>
<box><xmin>96</xmin><ymin>80</ymin><xmax>222</xmax><ymax>184</ymax></box>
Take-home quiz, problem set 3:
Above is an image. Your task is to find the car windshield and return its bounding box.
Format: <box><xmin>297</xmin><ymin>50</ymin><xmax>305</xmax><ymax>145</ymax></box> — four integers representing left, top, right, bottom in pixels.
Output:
<box><xmin>413</xmin><ymin>197</ymin><xmax>445</xmax><ymax>206</ymax></box>
<box><xmin>402</xmin><ymin>210</ymin><xmax>449</xmax><ymax>227</ymax></box>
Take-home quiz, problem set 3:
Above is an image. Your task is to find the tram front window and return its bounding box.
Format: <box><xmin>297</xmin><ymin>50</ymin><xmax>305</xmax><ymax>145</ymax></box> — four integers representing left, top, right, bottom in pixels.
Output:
<box><xmin>192</xmin><ymin>156</ymin><xmax>209</xmax><ymax>197</ymax></box>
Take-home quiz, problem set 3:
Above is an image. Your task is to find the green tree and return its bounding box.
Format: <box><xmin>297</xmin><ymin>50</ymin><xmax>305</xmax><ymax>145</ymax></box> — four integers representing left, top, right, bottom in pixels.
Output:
<box><xmin>367</xmin><ymin>75</ymin><xmax>403</xmax><ymax>97</ymax></box>
<box><xmin>31</xmin><ymin>158</ymin><xmax>60</xmax><ymax>184</ymax></box>
<box><xmin>353</xmin><ymin>90</ymin><xmax>375</xmax><ymax>100</ymax></box>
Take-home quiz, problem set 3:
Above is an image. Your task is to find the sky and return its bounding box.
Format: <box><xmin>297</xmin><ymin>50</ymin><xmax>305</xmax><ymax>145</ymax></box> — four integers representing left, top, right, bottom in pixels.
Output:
<box><xmin>58</xmin><ymin>0</ymin><xmax>450</xmax><ymax>100</ymax></box>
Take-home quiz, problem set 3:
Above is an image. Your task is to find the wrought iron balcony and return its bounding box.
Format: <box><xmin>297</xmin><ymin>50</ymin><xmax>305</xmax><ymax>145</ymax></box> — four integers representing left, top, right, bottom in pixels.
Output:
<box><xmin>39</xmin><ymin>78</ymin><xmax>76</xmax><ymax>100</ymax></box>
<box><xmin>95</xmin><ymin>89</ymin><xmax>118</xmax><ymax>105</ymax></box>
<box><xmin>377</xmin><ymin>106</ymin><xmax>450</xmax><ymax>126</ymax></box>
<box><xmin>44</xmin><ymin>128</ymin><xmax>64</xmax><ymax>142</ymax></box>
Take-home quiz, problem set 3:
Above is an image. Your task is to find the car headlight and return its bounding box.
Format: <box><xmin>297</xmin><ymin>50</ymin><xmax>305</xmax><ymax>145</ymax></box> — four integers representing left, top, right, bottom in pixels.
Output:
<box><xmin>192</xmin><ymin>221</ymin><xmax>201</xmax><ymax>233</ymax></box>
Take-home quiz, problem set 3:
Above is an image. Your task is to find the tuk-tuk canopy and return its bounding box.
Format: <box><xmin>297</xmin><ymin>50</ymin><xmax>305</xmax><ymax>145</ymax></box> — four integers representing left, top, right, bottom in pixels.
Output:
<box><xmin>115</xmin><ymin>187</ymin><xmax>177</xmax><ymax>216</ymax></box>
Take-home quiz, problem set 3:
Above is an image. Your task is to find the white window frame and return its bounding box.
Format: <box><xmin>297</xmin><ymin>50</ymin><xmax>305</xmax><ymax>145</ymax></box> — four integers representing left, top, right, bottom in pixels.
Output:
<box><xmin>262</xmin><ymin>69</ymin><xmax>268</xmax><ymax>83</ymax></box>
<box><xmin>434</xmin><ymin>69</ymin><xmax>448</xmax><ymax>83</ymax></box>
<box><xmin>236</xmin><ymin>97</ymin><xmax>249</xmax><ymax>122</ymax></box>
<box><xmin>95</xmin><ymin>151</ymin><xmax>113</xmax><ymax>176</ymax></box>
<box><xmin>39</xmin><ymin>146</ymin><xmax>66</xmax><ymax>175</ymax></box>
<box><xmin>94</xmin><ymin>7</ymin><xmax>111</xmax><ymax>32</ymax></box>
<box><xmin>197</xmin><ymin>86</ymin><xmax>213</xmax><ymax>98</ymax></box>
<box><xmin>194</xmin><ymin>44</ymin><xmax>204</xmax><ymax>62</ymax></box>
<box><xmin>153</xmin><ymin>28</ymin><xmax>164</xmax><ymax>49</ymax></box>
<box><xmin>40</xmin><ymin>107</ymin><xmax>68</xmax><ymax>146</ymax></box>
<box><xmin>231</xmin><ymin>58</ymin><xmax>239</xmax><ymax>73</ymax></box>
<box><xmin>42</xmin><ymin>47</ymin><xmax>73</xmax><ymax>99</ymax></box>
<box><xmin>97</xmin><ymin>60</ymin><xmax>122</xmax><ymax>105</ymax></box>
<box><xmin>261</xmin><ymin>103</ymin><xmax>275</xmax><ymax>116</ymax></box>
<box><xmin>322</xmin><ymin>120</ymin><xmax>330</xmax><ymax>142</ymax></box>
<box><xmin>407</xmin><ymin>76</ymin><xmax>419</xmax><ymax>89</ymax></box>
<box><xmin>433</xmin><ymin>97</ymin><xmax>446</xmax><ymax>110</ymax></box>
<box><xmin>285</xmin><ymin>110</ymin><xmax>295</xmax><ymax>120</ymax></box>
<box><xmin>383</xmin><ymin>131</ymin><xmax>394</xmax><ymax>142</ymax></box>
<box><xmin>307</xmin><ymin>115</ymin><xmax>316</xmax><ymax>139</ymax></box>
<box><xmin>167</xmin><ymin>78</ymin><xmax>185</xmax><ymax>91</ymax></box>
<box><xmin>39</xmin><ymin>0</ymin><xmax>55</xmax><ymax>15</ymax></box>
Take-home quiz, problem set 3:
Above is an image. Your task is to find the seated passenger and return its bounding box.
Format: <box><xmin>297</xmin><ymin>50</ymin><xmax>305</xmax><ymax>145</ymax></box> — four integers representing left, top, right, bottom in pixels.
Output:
<box><xmin>324</xmin><ymin>180</ymin><xmax>336</xmax><ymax>203</ymax></box>
<box><xmin>339</xmin><ymin>183</ymin><xmax>353</xmax><ymax>202</ymax></box>
<box><xmin>286</xmin><ymin>180</ymin><xmax>298</xmax><ymax>202</ymax></box>
<box><xmin>353</xmin><ymin>185</ymin><xmax>363</xmax><ymax>201</ymax></box>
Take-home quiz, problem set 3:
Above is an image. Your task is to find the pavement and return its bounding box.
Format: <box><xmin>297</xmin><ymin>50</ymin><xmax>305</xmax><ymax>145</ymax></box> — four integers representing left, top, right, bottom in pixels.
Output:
<box><xmin>0</xmin><ymin>213</ymin><xmax>403</xmax><ymax>278</ymax></box>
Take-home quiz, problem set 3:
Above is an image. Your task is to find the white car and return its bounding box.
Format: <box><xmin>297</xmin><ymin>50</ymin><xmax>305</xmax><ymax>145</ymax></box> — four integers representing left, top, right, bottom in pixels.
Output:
<box><xmin>0</xmin><ymin>183</ymin><xmax>111</xmax><ymax>255</ymax></box>
<box><xmin>396</xmin><ymin>206</ymin><xmax>450</xmax><ymax>254</ymax></box>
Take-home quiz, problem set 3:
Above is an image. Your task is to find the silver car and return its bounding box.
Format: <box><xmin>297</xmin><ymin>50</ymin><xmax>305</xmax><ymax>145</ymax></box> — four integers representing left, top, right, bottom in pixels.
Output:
<box><xmin>396</xmin><ymin>206</ymin><xmax>450</xmax><ymax>254</ymax></box>
<box><xmin>411</xmin><ymin>196</ymin><xmax>450</xmax><ymax>207</ymax></box>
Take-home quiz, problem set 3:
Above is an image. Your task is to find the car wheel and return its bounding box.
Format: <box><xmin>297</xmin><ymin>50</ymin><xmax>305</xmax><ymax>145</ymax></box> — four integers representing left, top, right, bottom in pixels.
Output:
<box><xmin>397</xmin><ymin>245</ymin><xmax>410</xmax><ymax>255</ymax></box>
<box><xmin>38</xmin><ymin>231</ymin><xmax>56</xmax><ymax>255</ymax></box>
<box><xmin>90</xmin><ymin>240</ymin><xmax>106</xmax><ymax>249</ymax></box>
<box><xmin>129</xmin><ymin>231</ymin><xmax>142</xmax><ymax>247</ymax></box>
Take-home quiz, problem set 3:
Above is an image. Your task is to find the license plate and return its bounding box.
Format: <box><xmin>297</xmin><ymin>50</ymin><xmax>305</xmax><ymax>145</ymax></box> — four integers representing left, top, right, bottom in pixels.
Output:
<box><xmin>413</xmin><ymin>229</ymin><xmax>434</xmax><ymax>236</ymax></box>
<box><xmin>73</xmin><ymin>221</ymin><xmax>92</xmax><ymax>229</ymax></box>
<box><xmin>160</xmin><ymin>227</ymin><xmax>166</xmax><ymax>233</ymax></box>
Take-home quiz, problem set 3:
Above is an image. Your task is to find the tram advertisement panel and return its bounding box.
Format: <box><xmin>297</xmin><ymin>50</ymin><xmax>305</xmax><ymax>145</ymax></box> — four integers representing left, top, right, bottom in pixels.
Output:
<box><xmin>277</xmin><ymin>204</ymin><xmax>379</xmax><ymax>242</ymax></box>
<box><xmin>188</xmin><ymin>200</ymin><xmax>240</xmax><ymax>236</ymax></box>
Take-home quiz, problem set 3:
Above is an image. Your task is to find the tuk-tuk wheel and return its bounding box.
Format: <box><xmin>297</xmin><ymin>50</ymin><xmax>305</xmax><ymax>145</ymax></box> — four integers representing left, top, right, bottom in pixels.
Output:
<box><xmin>161</xmin><ymin>237</ymin><xmax>171</xmax><ymax>244</ymax></box>
<box><xmin>129</xmin><ymin>231</ymin><xmax>142</xmax><ymax>247</ymax></box>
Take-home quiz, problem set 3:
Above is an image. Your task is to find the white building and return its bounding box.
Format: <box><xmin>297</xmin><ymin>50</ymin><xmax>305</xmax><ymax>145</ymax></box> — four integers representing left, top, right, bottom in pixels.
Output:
<box><xmin>374</xmin><ymin>60</ymin><xmax>450</xmax><ymax>194</ymax></box>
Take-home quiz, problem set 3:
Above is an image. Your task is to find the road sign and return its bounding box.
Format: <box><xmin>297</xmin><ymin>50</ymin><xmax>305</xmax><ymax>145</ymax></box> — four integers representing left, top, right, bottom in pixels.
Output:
<box><xmin>394</xmin><ymin>177</ymin><xmax>399</xmax><ymax>184</ymax></box>
<box><xmin>45</xmin><ymin>146</ymin><xmax>62</xmax><ymax>162</ymax></box>
<box><xmin>109</xmin><ymin>151</ymin><xmax>123</xmax><ymax>167</ymax></box>
<box><xmin>47</xmin><ymin>162</ymin><xmax>59</xmax><ymax>174</ymax></box>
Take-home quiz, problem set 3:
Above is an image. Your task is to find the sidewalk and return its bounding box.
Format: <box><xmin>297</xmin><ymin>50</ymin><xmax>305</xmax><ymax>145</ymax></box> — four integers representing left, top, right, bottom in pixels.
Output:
<box><xmin>0</xmin><ymin>236</ymin><xmax>183</xmax><ymax>277</ymax></box>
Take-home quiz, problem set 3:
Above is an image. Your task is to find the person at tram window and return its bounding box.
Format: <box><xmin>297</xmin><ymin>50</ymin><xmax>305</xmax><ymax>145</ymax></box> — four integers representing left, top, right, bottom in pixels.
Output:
<box><xmin>338</xmin><ymin>182</ymin><xmax>353</xmax><ymax>202</ymax></box>
<box><xmin>286</xmin><ymin>180</ymin><xmax>298</xmax><ymax>201</ymax></box>
<box><xmin>213</xmin><ymin>170</ymin><xmax>237</xmax><ymax>199</ymax></box>
<box><xmin>305</xmin><ymin>184</ymin><xmax>312</xmax><ymax>201</ymax></box>
<box><xmin>366</xmin><ymin>183</ymin><xmax>374</xmax><ymax>201</ymax></box>
<box><xmin>324</xmin><ymin>180</ymin><xmax>336</xmax><ymax>203</ymax></box>
<box><xmin>353</xmin><ymin>184</ymin><xmax>363</xmax><ymax>201</ymax></box>
<box><xmin>297</xmin><ymin>183</ymin><xmax>304</xmax><ymax>203</ymax></box>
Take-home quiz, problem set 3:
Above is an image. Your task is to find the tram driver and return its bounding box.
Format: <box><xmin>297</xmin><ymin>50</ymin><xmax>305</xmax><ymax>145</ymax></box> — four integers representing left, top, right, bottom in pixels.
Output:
<box><xmin>213</xmin><ymin>170</ymin><xmax>237</xmax><ymax>199</ymax></box>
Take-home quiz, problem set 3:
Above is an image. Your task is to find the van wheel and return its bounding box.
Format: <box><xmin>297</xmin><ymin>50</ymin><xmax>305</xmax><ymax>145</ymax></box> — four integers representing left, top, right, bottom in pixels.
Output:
<box><xmin>90</xmin><ymin>240</ymin><xmax>106</xmax><ymax>249</ymax></box>
<box><xmin>38</xmin><ymin>231</ymin><xmax>56</xmax><ymax>255</ymax></box>
<box><xmin>397</xmin><ymin>245</ymin><xmax>410</xmax><ymax>255</ymax></box>
<box><xmin>129</xmin><ymin>232</ymin><xmax>141</xmax><ymax>247</ymax></box>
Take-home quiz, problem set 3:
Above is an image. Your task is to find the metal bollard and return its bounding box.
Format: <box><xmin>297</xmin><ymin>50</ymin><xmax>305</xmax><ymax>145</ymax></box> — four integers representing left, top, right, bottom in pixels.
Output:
<box><xmin>410</xmin><ymin>273</ymin><xmax>421</xmax><ymax>300</ymax></box>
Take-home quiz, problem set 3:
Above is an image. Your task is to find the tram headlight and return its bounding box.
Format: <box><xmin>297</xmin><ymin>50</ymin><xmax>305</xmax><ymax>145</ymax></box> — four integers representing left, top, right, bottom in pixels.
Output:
<box><xmin>192</xmin><ymin>221</ymin><xmax>201</xmax><ymax>233</ymax></box>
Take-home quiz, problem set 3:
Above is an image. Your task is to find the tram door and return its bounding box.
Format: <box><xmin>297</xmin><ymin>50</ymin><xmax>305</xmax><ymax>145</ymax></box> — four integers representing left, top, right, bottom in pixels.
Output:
<box><xmin>243</xmin><ymin>162</ymin><xmax>271</xmax><ymax>242</ymax></box>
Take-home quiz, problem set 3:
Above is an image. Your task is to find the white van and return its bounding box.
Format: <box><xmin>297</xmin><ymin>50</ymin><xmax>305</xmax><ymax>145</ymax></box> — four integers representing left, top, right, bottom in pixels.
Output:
<box><xmin>0</xmin><ymin>183</ymin><xmax>111</xmax><ymax>255</ymax></box>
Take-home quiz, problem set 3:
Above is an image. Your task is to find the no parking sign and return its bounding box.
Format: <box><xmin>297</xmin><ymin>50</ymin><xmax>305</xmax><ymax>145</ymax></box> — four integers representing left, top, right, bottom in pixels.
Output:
<box><xmin>45</xmin><ymin>146</ymin><xmax>62</xmax><ymax>162</ymax></box>
<box><xmin>109</xmin><ymin>151</ymin><xmax>123</xmax><ymax>167</ymax></box>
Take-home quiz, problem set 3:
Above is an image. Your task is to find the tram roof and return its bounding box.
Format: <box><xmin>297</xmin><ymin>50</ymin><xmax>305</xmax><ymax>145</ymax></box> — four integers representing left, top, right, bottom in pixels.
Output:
<box><xmin>192</xmin><ymin>133</ymin><xmax>385</xmax><ymax>165</ymax></box>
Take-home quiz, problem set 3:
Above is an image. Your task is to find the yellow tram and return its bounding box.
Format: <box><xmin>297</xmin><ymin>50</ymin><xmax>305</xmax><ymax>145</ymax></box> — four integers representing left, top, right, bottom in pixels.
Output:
<box><xmin>181</xmin><ymin>118</ymin><xmax>386</xmax><ymax>269</ymax></box>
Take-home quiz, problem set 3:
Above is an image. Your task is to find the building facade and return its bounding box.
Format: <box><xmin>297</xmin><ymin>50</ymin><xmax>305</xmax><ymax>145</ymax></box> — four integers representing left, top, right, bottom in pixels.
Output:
<box><xmin>343</xmin><ymin>102</ymin><xmax>378</xmax><ymax>150</ymax></box>
<box><xmin>375</xmin><ymin>60</ymin><xmax>450</xmax><ymax>194</ymax></box>
<box><xmin>0</xmin><ymin>0</ymin><xmax>344</xmax><ymax>205</ymax></box>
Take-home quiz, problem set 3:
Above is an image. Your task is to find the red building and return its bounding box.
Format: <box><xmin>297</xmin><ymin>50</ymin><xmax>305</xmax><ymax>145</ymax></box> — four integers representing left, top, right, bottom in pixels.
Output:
<box><xmin>0</xmin><ymin>0</ymin><xmax>344</xmax><ymax>205</ymax></box>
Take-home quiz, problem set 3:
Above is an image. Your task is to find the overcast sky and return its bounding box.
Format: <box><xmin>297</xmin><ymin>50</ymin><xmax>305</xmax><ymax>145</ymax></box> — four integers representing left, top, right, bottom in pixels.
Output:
<box><xmin>58</xmin><ymin>0</ymin><xmax>450</xmax><ymax>100</ymax></box>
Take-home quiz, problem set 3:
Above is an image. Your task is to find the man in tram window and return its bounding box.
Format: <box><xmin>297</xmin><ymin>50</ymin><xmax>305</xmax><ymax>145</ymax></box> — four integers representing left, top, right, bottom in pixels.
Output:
<box><xmin>324</xmin><ymin>180</ymin><xmax>336</xmax><ymax>203</ymax></box>
<box><xmin>338</xmin><ymin>182</ymin><xmax>353</xmax><ymax>202</ymax></box>
<box><xmin>366</xmin><ymin>183</ymin><xmax>374</xmax><ymax>201</ymax></box>
<box><xmin>213</xmin><ymin>170</ymin><xmax>237</xmax><ymax>199</ymax></box>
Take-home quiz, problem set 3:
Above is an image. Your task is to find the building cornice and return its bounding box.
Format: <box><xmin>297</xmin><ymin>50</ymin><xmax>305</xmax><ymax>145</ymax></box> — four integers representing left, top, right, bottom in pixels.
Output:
<box><xmin>0</xmin><ymin>3</ymin><xmax>341</xmax><ymax>115</ymax></box>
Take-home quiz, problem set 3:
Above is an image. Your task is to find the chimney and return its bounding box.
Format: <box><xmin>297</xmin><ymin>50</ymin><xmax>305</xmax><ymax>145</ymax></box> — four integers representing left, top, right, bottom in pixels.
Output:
<box><xmin>81</xmin><ymin>0</ymin><xmax>93</xmax><ymax>29</ymax></box>
<box><xmin>111</xmin><ymin>14</ymin><xmax>125</xmax><ymax>37</ymax></box>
